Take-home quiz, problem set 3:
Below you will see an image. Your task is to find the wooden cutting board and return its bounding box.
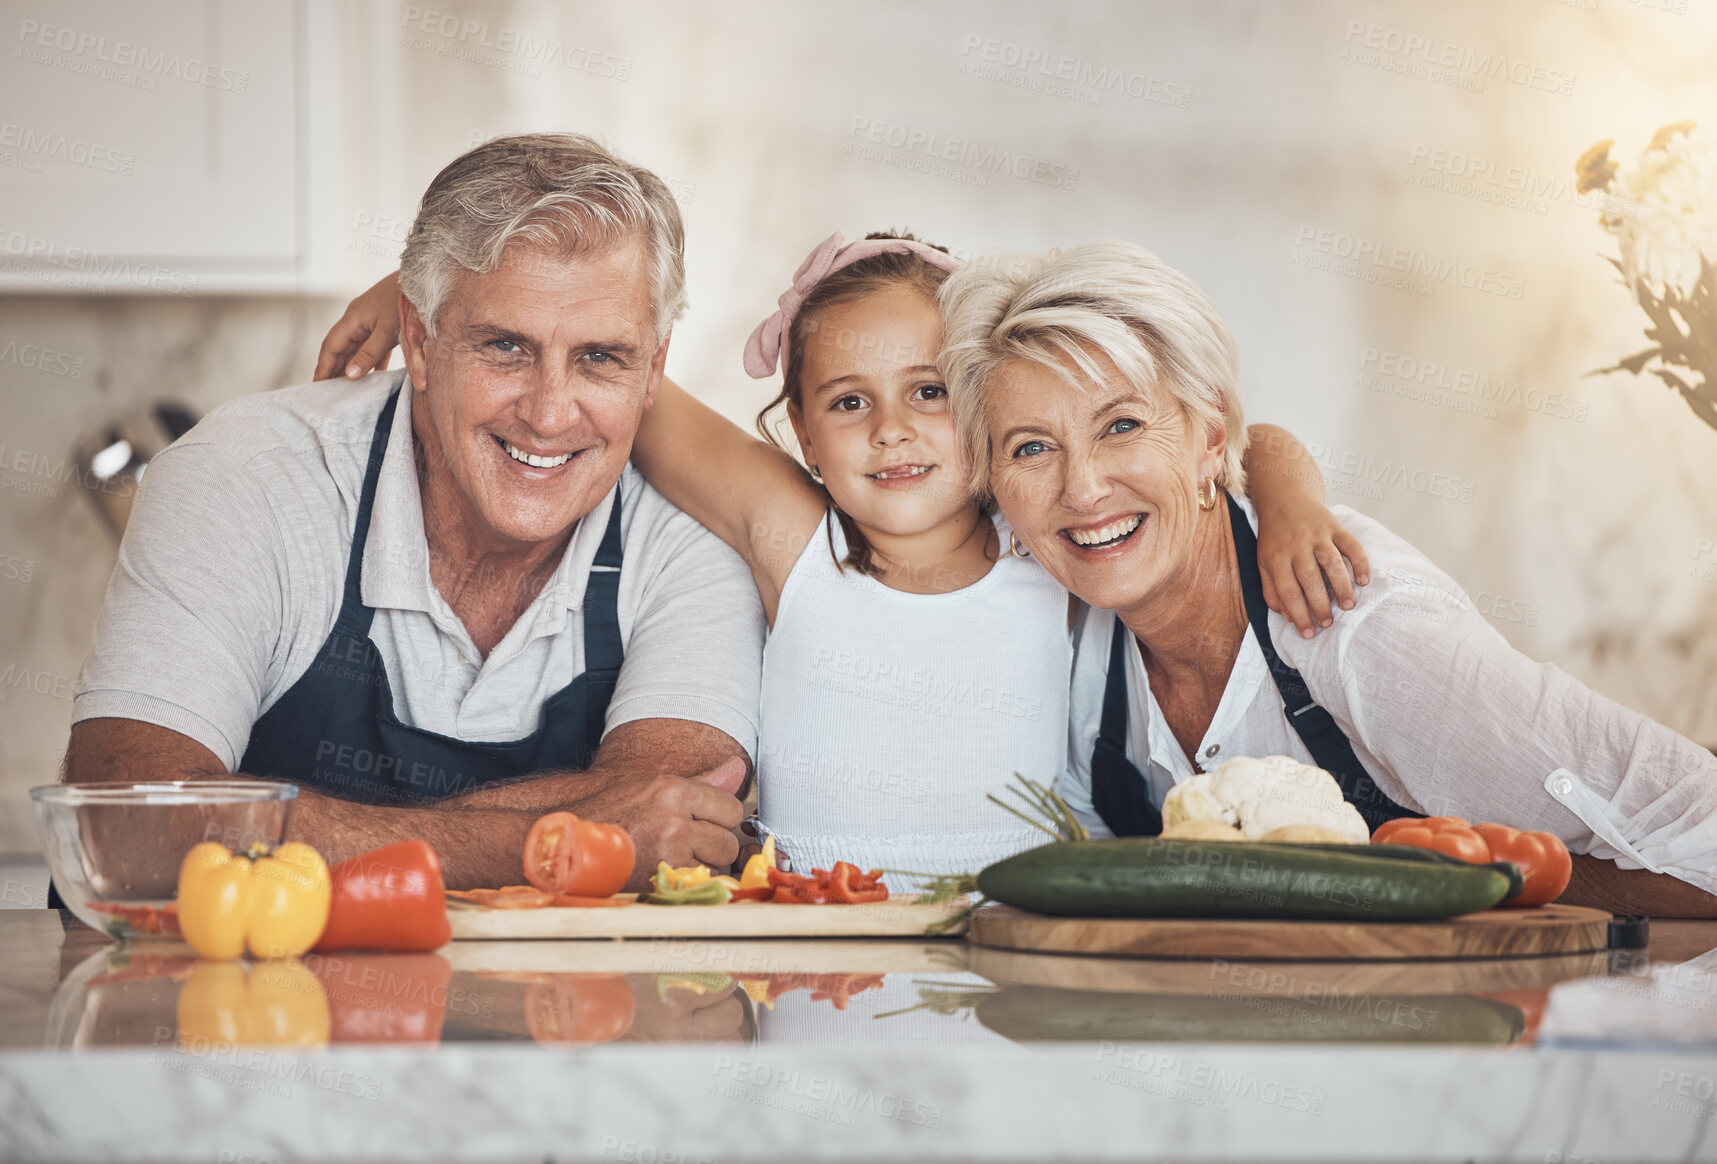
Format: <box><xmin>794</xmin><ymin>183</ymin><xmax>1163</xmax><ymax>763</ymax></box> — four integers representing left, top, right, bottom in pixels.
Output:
<box><xmin>448</xmin><ymin>896</ymin><xmax>969</xmax><ymax>940</ymax></box>
<box><xmin>966</xmin><ymin>903</ymin><xmax>1611</xmax><ymax>961</ymax></box>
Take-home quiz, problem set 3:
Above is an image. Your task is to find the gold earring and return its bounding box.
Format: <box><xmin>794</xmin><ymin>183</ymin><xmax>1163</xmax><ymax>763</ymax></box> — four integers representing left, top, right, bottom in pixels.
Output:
<box><xmin>1198</xmin><ymin>477</ymin><xmax>1219</xmax><ymax>511</ymax></box>
<box><xmin>1009</xmin><ymin>533</ymin><xmax>1031</xmax><ymax>558</ymax></box>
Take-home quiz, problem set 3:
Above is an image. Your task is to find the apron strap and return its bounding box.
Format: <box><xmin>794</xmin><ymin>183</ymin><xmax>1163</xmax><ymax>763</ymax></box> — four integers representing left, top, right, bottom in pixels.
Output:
<box><xmin>334</xmin><ymin>390</ymin><xmax>401</xmax><ymax>638</ymax></box>
<box><xmin>1226</xmin><ymin>492</ymin><xmax>1419</xmax><ymax>831</ymax></box>
<box><xmin>581</xmin><ymin>486</ymin><xmax>625</xmax><ymax>674</ymax></box>
<box><xmin>1088</xmin><ymin>617</ymin><xmax>1164</xmax><ymax>837</ymax></box>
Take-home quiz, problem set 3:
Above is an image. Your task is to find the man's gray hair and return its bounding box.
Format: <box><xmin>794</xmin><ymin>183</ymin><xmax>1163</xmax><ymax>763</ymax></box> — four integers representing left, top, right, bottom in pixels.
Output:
<box><xmin>938</xmin><ymin>242</ymin><xmax>1248</xmax><ymax>498</ymax></box>
<box><xmin>399</xmin><ymin>132</ymin><xmax>686</xmax><ymax>341</ymax></box>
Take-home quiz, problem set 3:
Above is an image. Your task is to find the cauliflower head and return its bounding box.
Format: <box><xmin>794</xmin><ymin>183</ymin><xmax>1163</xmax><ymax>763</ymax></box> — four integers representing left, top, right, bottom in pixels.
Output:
<box><xmin>1161</xmin><ymin>771</ymin><xmax>1238</xmax><ymax>828</ymax></box>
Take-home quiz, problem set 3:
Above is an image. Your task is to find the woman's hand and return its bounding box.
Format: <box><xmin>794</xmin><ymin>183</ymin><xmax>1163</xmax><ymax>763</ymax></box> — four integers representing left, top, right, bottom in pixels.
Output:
<box><xmin>1254</xmin><ymin>495</ymin><xmax>1371</xmax><ymax>638</ymax></box>
<box><xmin>313</xmin><ymin>271</ymin><xmax>403</xmax><ymax>381</ymax></box>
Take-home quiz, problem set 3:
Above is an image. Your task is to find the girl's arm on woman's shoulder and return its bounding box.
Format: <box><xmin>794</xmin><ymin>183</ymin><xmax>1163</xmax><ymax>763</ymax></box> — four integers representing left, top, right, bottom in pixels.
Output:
<box><xmin>1242</xmin><ymin>422</ymin><xmax>1372</xmax><ymax>639</ymax></box>
<box><xmin>636</xmin><ymin>378</ymin><xmax>827</xmax><ymax>622</ymax></box>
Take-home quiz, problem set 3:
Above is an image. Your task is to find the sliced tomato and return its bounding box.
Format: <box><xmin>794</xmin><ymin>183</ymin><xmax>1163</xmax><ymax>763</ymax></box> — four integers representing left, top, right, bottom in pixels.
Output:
<box><xmin>551</xmin><ymin>893</ymin><xmax>633</xmax><ymax>908</ymax></box>
<box><xmin>458</xmin><ymin>886</ymin><xmax>556</xmax><ymax>909</ymax></box>
<box><xmin>524</xmin><ymin>812</ymin><xmax>635</xmax><ymax>898</ymax></box>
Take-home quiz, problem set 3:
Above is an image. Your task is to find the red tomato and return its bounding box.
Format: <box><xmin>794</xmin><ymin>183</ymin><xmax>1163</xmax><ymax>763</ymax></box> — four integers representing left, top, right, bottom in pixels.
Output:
<box><xmin>1371</xmin><ymin>816</ymin><xmax>1492</xmax><ymax>864</ymax></box>
<box><xmin>1472</xmin><ymin>823</ymin><xmax>1573</xmax><ymax>908</ymax></box>
<box><xmin>523</xmin><ymin>812</ymin><xmax>635</xmax><ymax>898</ymax></box>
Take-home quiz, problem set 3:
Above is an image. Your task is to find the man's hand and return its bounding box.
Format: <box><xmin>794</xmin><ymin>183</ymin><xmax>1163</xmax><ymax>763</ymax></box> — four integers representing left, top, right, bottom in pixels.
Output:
<box><xmin>569</xmin><ymin>758</ymin><xmax>745</xmax><ymax>889</ymax></box>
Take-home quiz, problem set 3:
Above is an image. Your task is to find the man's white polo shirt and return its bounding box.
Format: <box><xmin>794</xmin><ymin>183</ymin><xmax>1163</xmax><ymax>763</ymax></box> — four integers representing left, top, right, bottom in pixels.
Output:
<box><xmin>73</xmin><ymin>372</ymin><xmax>764</xmax><ymax>771</ymax></box>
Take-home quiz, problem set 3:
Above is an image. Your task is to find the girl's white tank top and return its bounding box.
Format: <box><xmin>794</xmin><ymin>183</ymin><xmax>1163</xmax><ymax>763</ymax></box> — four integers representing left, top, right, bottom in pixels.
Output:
<box><xmin>757</xmin><ymin>510</ymin><xmax>1071</xmax><ymax>888</ymax></box>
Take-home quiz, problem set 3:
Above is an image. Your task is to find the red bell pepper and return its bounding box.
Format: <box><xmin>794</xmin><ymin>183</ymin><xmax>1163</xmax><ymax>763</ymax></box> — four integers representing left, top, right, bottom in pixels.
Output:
<box><xmin>313</xmin><ymin>839</ymin><xmax>453</xmax><ymax>952</ymax></box>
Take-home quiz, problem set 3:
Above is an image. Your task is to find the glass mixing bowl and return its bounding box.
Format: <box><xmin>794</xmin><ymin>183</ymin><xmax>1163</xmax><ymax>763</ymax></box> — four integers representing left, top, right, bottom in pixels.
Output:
<box><xmin>31</xmin><ymin>782</ymin><xmax>298</xmax><ymax>941</ymax></box>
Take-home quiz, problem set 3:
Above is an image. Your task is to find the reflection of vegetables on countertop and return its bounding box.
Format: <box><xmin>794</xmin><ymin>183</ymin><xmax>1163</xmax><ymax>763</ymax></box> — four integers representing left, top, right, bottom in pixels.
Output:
<box><xmin>176</xmin><ymin>958</ymin><xmax>330</xmax><ymax>1048</ymax></box>
<box><xmin>1162</xmin><ymin>756</ymin><xmax>1370</xmax><ymax>844</ymax></box>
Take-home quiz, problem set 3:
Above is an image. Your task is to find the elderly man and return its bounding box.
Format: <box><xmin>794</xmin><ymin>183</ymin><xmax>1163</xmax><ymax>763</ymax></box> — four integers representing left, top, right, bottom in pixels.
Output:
<box><xmin>64</xmin><ymin>134</ymin><xmax>764</xmax><ymax>888</ymax></box>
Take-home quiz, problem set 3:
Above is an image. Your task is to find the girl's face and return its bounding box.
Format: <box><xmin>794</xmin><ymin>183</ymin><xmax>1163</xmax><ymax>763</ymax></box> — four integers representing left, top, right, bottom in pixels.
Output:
<box><xmin>788</xmin><ymin>285</ymin><xmax>974</xmax><ymax>536</ymax></box>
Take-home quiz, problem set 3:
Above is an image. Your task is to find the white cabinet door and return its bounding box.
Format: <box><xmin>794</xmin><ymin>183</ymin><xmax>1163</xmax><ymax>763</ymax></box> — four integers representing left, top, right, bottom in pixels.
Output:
<box><xmin>0</xmin><ymin>0</ymin><xmax>334</xmax><ymax>293</ymax></box>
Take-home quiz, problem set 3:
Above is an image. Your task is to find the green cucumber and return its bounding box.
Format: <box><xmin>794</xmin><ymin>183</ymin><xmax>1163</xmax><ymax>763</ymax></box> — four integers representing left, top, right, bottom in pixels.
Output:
<box><xmin>1288</xmin><ymin>843</ymin><xmax>1526</xmax><ymax>901</ymax></box>
<box><xmin>975</xmin><ymin>839</ymin><xmax>1513</xmax><ymax>921</ymax></box>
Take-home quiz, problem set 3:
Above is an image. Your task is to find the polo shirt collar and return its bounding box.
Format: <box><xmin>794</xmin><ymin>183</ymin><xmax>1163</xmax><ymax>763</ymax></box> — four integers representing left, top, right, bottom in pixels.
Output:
<box><xmin>359</xmin><ymin>376</ymin><xmax>618</xmax><ymax>635</ymax></box>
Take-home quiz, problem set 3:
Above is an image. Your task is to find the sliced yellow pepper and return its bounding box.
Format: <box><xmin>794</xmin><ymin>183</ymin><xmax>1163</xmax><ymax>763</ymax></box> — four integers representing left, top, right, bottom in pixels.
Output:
<box><xmin>177</xmin><ymin>841</ymin><xmax>332</xmax><ymax>961</ymax></box>
<box><xmin>740</xmin><ymin>835</ymin><xmax>776</xmax><ymax>890</ymax></box>
<box><xmin>655</xmin><ymin>861</ymin><xmax>713</xmax><ymax>891</ymax></box>
<box><xmin>177</xmin><ymin>958</ymin><xmax>330</xmax><ymax>1048</ymax></box>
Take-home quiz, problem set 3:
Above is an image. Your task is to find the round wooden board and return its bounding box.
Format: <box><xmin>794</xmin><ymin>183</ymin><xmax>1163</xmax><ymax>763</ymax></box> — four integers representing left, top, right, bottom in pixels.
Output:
<box><xmin>966</xmin><ymin>903</ymin><xmax>1613</xmax><ymax>961</ymax></box>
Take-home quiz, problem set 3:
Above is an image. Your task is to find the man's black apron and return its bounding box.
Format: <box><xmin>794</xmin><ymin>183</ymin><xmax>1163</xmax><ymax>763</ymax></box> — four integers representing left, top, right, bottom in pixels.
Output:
<box><xmin>238</xmin><ymin>389</ymin><xmax>624</xmax><ymax>804</ymax></box>
<box><xmin>1089</xmin><ymin>492</ymin><xmax>1420</xmax><ymax>836</ymax></box>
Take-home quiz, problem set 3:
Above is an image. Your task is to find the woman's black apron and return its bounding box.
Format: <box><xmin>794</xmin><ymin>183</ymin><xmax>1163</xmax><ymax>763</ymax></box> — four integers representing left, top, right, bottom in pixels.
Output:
<box><xmin>238</xmin><ymin>389</ymin><xmax>624</xmax><ymax>804</ymax></box>
<box><xmin>1089</xmin><ymin>492</ymin><xmax>1419</xmax><ymax>836</ymax></box>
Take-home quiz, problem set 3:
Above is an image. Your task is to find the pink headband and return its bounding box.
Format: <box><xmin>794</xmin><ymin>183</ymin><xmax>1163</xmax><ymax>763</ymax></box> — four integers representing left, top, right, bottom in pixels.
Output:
<box><xmin>742</xmin><ymin>231</ymin><xmax>964</xmax><ymax>379</ymax></box>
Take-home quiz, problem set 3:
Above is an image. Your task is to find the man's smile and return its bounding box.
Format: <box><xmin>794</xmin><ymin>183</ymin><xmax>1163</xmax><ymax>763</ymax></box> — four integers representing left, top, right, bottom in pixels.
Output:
<box><xmin>493</xmin><ymin>435</ymin><xmax>583</xmax><ymax>471</ymax></box>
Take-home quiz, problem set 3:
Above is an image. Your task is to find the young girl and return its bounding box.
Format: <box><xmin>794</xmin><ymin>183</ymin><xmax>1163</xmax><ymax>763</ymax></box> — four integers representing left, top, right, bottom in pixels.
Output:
<box><xmin>314</xmin><ymin>232</ymin><xmax>1365</xmax><ymax>884</ymax></box>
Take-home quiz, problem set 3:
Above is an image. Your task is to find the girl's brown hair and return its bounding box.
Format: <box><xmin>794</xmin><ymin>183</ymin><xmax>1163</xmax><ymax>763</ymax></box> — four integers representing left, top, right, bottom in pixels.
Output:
<box><xmin>755</xmin><ymin>230</ymin><xmax>954</xmax><ymax>576</ymax></box>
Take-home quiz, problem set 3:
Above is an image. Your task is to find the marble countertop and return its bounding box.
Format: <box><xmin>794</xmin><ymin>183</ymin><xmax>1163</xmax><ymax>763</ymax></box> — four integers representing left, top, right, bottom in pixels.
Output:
<box><xmin>3</xmin><ymin>908</ymin><xmax>1716</xmax><ymax>1163</ymax></box>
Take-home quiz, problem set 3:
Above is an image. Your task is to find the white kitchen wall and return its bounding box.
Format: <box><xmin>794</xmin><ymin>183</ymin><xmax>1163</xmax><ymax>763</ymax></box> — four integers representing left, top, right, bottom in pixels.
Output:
<box><xmin>1</xmin><ymin>0</ymin><xmax>1713</xmax><ymax>852</ymax></box>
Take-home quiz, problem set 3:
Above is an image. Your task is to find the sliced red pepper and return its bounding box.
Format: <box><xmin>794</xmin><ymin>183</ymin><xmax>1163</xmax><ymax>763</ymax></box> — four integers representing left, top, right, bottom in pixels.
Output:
<box><xmin>728</xmin><ymin>887</ymin><xmax>774</xmax><ymax>903</ymax></box>
<box><xmin>86</xmin><ymin>902</ymin><xmax>182</xmax><ymax>936</ymax></box>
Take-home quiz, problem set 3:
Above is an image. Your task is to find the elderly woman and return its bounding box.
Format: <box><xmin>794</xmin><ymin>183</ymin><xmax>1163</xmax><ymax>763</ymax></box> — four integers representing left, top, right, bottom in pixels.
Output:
<box><xmin>940</xmin><ymin>241</ymin><xmax>1717</xmax><ymax>916</ymax></box>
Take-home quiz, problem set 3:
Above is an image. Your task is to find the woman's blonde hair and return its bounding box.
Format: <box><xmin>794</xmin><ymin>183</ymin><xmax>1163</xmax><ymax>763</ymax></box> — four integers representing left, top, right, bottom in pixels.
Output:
<box><xmin>938</xmin><ymin>242</ymin><xmax>1247</xmax><ymax>498</ymax></box>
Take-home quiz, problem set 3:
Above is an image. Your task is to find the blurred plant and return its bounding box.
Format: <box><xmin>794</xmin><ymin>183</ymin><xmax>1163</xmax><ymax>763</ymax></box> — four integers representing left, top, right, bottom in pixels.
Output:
<box><xmin>1577</xmin><ymin>122</ymin><xmax>1717</xmax><ymax>430</ymax></box>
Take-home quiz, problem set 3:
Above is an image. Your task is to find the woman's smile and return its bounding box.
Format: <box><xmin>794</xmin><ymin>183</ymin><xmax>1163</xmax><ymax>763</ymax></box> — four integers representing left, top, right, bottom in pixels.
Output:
<box><xmin>1062</xmin><ymin>512</ymin><xmax>1146</xmax><ymax>552</ymax></box>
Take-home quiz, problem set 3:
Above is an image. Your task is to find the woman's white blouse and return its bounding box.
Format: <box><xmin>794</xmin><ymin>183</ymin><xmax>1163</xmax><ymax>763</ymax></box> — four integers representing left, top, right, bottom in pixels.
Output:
<box><xmin>1062</xmin><ymin>498</ymin><xmax>1717</xmax><ymax>895</ymax></box>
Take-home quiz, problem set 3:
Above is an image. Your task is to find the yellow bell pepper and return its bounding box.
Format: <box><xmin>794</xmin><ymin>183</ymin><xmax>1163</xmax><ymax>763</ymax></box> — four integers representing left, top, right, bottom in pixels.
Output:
<box><xmin>740</xmin><ymin>835</ymin><xmax>776</xmax><ymax>890</ymax></box>
<box><xmin>177</xmin><ymin>841</ymin><xmax>332</xmax><ymax>961</ymax></box>
<box><xmin>177</xmin><ymin>958</ymin><xmax>330</xmax><ymax>1048</ymax></box>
